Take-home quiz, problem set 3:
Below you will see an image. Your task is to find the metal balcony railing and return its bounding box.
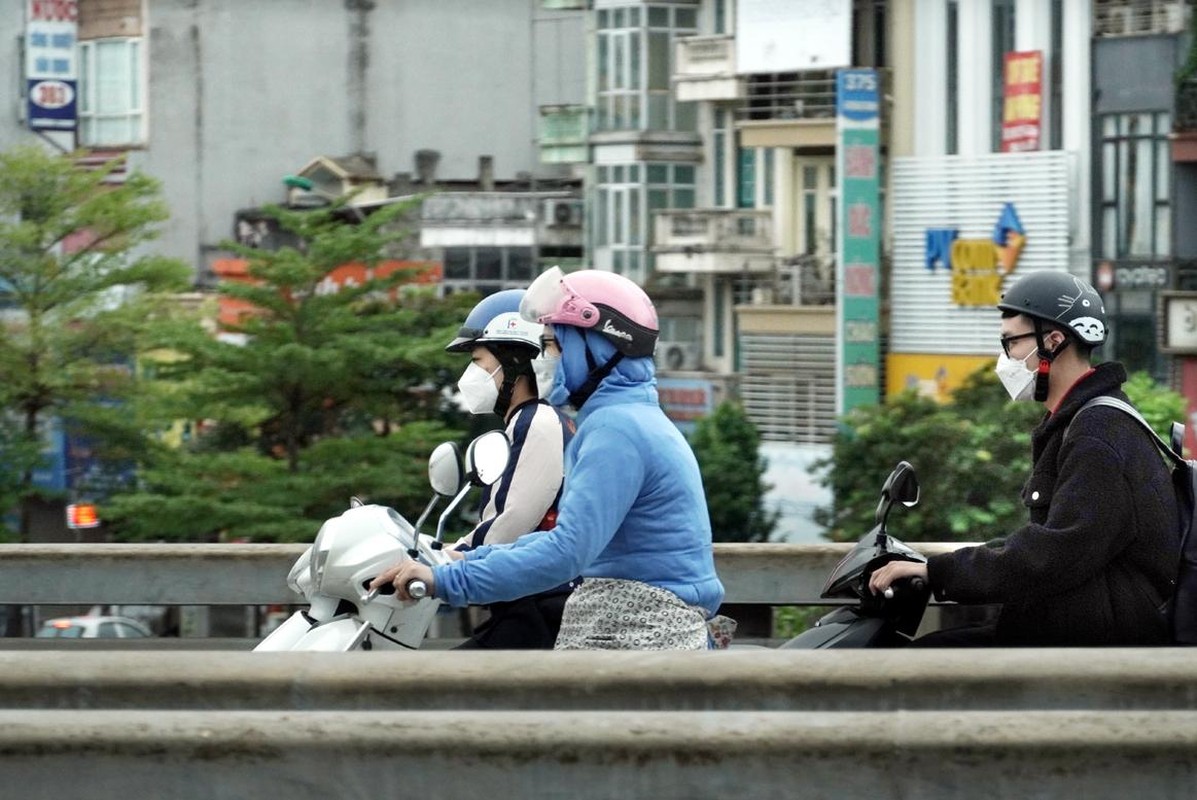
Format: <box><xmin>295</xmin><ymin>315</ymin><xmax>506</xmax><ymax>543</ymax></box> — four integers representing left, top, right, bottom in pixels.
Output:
<box><xmin>736</xmin><ymin>69</ymin><xmax>891</xmax><ymax>124</ymax></box>
<box><xmin>1093</xmin><ymin>0</ymin><xmax>1191</xmax><ymax>37</ymax></box>
<box><xmin>675</xmin><ymin>35</ymin><xmax>735</xmax><ymax>78</ymax></box>
<box><xmin>539</xmin><ymin>105</ymin><xmax>589</xmax><ymax>146</ymax></box>
<box><xmin>653</xmin><ymin>209</ymin><xmax>773</xmax><ymax>252</ymax></box>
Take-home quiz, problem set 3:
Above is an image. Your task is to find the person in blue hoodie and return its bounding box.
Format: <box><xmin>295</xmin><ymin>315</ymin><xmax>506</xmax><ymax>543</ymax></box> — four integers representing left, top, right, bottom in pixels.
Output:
<box><xmin>372</xmin><ymin>267</ymin><xmax>725</xmax><ymax>649</ymax></box>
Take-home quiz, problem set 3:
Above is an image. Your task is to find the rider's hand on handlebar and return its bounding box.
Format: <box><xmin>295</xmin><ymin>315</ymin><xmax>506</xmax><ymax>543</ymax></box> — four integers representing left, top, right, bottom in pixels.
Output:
<box><xmin>370</xmin><ymin>560</ymin><xmax>437</xmax><ymax>601</ymax></box>
<box><xmin>868</xmin><ymin>560</ymin><xmax>928</xmax><ymax>596</ymax></box>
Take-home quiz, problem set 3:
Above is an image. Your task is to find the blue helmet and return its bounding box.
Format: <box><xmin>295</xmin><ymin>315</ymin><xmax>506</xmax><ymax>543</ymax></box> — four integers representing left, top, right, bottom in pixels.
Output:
<box><xmin>446</xmin><ymin>289</ymin><xmax>543</xmax><ymax>354</ymax></box>
<box><xmin>446</xmin><ymin>289</ymin><xmax>546</xmax><ymax>416</ymax></box>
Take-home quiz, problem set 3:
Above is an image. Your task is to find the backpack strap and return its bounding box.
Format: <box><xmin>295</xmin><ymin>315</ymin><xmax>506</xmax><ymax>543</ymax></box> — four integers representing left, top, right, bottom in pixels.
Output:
<box><xmin>1069</xmin><ymin>396</ymin><xmax>1185</xmax><ymax>467</ymax></box>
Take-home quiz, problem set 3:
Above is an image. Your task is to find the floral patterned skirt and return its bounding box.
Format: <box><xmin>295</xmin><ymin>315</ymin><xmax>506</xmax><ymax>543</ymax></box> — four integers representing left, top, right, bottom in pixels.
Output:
<box><xmin>552</xmin><ymin>577</ymin><xmax>711</xmax><ymax>650</ymax></box>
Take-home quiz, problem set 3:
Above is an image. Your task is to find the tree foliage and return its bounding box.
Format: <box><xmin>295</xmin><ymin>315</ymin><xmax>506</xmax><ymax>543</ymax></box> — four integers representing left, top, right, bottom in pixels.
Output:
<box><xmin>814</xmin><ymin>366</ymin><xmax>1187</xmax><ymax>544</ymax></box>
<box><xmin>688</xmin><ymin>401</ymin><xmax>779</xmax><ymax>542</ymax></box>
<box><xmin>104</xmin><ymin>200</ymin><xmax>477</xmax><ymax>541</ymax></box>
<box><xmin>0</xmin><ymin>145</ymin><xmax>191</xmax><ymax>539</ymax></box>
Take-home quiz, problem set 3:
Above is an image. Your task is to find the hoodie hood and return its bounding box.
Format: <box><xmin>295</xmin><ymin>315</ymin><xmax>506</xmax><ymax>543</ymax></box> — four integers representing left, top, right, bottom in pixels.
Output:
<box><xmin>549</xmin><ymin>324</ymin><xmax>656</xmax><ymax>411</ymax></box>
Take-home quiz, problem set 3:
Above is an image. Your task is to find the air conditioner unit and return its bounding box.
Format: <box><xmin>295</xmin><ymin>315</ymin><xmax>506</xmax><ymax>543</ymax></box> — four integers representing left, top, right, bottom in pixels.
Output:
<box><xmin>1158</xmin><ymin>0</ymin><xmax>1189</xmax><ymax>32</ymax></box>
<box><xmin>544</xmin><ymin>198</ymin><xmax>583</xmax><ymax>227</ymax></box>
<box><xmin>1102</xmin><ymin>6</ymin><xmax>1133</xmax><ymax>35</ymax></box>
<box><xmin>657</xmin><ymin>340</ymin><xmax>702</xmax><ymax>371</ymax></box>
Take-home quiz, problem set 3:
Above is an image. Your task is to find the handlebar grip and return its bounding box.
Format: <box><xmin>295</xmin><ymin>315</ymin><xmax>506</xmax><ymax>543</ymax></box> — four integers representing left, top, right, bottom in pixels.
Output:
<box><xmin>882</xmin><ymin>574</ymin><xmax>928</xmax><ymax>600</ymax></box>
<box><xmin>406</xmin><ymin>579</ymin><xmax>428</xmax><ymax>600</ymax></box>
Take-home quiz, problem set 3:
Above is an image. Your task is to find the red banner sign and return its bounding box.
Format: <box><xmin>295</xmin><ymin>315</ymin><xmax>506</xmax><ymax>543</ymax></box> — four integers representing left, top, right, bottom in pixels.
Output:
<box><xmin>1001</xmin><ymin>51</ymin><xmax>1043</xmax><ymax>153</ymax></box>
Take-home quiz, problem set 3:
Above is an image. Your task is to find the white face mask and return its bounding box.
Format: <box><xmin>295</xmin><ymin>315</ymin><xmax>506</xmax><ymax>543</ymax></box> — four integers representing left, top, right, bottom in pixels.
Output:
<box><xmin>994</xmin><ymin>349</ymin><xmax>1037</xmax><ymax>402</ymax></box>
<box><xmin>457</xmin><ymin>363</ymin><xmax>501</xmax><ymax>415</ymax></box>
<box><xmin>531</xmin><ymin>355</ymin><xmax>559</xmax><ymax>400</ymax></box>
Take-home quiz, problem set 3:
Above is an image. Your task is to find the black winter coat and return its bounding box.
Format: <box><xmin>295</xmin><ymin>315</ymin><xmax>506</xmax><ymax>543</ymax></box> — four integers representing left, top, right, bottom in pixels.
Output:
<box><xmin>927</xmin><ymin>362</ymin><xmax>1180</xmax><ymax>645</ymax></box>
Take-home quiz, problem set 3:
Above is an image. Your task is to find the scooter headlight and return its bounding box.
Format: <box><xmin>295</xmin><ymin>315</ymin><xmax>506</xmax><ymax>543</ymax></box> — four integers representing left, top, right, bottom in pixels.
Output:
<box><xmin>309</xmin><ymin>527</ymin><xmax>331</xmax><ymax>588</ymax></box>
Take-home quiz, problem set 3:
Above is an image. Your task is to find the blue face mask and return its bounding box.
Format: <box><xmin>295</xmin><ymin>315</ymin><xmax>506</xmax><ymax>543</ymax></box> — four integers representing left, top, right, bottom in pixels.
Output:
<box><xmin>547</xmin><ymin>356</ymin><xmax>572</xmax><ymax>408</ymax></box>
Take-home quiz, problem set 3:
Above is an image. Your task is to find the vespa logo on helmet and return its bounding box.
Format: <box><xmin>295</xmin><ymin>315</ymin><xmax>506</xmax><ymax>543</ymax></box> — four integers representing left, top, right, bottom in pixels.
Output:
<box><xmin>601</xmin><ymin>319</ymin><xmax>633</xmax><ymax>342</ymax></box>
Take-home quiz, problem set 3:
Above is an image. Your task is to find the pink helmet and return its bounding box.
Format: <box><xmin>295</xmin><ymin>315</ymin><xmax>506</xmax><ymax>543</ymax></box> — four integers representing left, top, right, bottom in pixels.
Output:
<box><xmin>520</xmin><ymin>266</ymin><xmax>658</xmax><ymax>357</ymax></box>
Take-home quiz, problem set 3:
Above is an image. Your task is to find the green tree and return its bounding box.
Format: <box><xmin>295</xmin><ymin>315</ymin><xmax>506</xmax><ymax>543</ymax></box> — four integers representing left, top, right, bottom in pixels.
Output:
<box><xmin>105</xmin><ymin>200</ymin><xmax>477</xmax><ymax>541</ymax></box>
<box><xmin>815</xmin><ymin>366</ymin><xmax>1188</xmax><ymax>544</ymax></box>
<box><xmin>0</xmin><ymin>145</ymin><xmax>190</xmax><ymax>540</ymax></box>
<box><xmin>688</xmin><ymin>401</ymin><xmax>779</xmax><ymax>542</ymax></box>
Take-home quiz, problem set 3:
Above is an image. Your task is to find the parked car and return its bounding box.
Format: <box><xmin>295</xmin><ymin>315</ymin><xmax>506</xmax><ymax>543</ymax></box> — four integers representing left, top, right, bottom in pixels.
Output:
<box><xmin>35</xmin><ymin>615</ymin><xmax>154</xmax><ymax>639</ymax></box>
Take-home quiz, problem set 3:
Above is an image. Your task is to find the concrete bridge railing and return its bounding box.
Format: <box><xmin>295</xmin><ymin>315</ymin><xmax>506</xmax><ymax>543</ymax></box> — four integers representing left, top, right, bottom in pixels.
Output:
<box><xmin>0</xmin><ymin>541</ymin><xmax>968</xmax><ymax>606</ymax></box>
<box><xmin>3</xmin><ymin>648</ymin><xmax>1197</xmax><ymax>799</ymax></box>
<box><xmin>7</xmin><ymin>543</ymin><xmax>1197</xmax><ymax>799</ymax></box>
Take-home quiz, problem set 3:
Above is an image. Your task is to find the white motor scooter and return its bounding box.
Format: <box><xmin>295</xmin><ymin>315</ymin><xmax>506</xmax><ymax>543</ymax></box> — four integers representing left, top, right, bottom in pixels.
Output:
<box><xmin>254</xmin><ymin>430</ymin><xmax>511</xmax><ymax>652</ymax></box>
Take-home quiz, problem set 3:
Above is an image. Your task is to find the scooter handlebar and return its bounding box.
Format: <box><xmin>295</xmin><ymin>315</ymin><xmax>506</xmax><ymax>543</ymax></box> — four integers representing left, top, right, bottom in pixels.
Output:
<box><xmin>364</xmin><ymin>577</ymin><xmax>428</xmax><ymax>601</ymax></box>
<box><xmin>882</xmin><ymin>575</ymin><xmax>927</xmax><ymax>600</ymax></box>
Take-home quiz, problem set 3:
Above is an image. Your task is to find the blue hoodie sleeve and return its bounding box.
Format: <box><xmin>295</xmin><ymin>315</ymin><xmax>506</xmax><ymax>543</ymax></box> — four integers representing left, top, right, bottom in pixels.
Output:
<box><xmin>433</xmin><ymin>423</ymin><xmax>644</xmax><ymax>606</ymax></box>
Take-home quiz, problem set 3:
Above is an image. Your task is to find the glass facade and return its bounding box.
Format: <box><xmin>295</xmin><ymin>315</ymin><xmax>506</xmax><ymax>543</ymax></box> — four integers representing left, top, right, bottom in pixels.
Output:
<box><xmin>595</xmin><ymin>5</ymin><xmax>698</xmax><ymax>133</ymax></box>
<box><xmin>1096</xmin><ymin>111</ymin><xmax>1174</xmax><ymax>381</ymax></box>
<box><xmin>1098</xmin><ymin>112</ymin><xmax>1172</xmax><ymax>260</ymax></box>
<box><xmin>595</xmin><ymin>162</ymin><xmax>695</xmax><ymax>284</ymax></box>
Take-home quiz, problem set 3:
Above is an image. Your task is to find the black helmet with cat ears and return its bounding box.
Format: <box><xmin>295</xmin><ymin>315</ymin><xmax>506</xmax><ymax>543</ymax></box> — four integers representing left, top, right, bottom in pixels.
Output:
<box><xmin>998</xmin><ymin>271</ymin><xmax>1107</xmax><ymax>346</ymax></box>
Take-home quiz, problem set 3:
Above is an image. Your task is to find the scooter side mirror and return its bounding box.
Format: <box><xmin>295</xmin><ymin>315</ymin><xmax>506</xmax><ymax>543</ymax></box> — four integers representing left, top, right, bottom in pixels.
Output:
<box><xmin>875</xmin><ymin>460</ymin><xmax>919</xmax><ymax>527</ymax></box>
<box><xmin>430</xmin><ymin>431</ymin><xmax>512</xmax><ymax>545</ymax></box>
<box><xmin>464</xmin><ymin>430</ymin><xmax>511</xmax><ymax>488</ymax></box>
<box><xmin>427</xmin><ymin>441</ymin><xmax>464</xmax><ymax>497</ymax></box>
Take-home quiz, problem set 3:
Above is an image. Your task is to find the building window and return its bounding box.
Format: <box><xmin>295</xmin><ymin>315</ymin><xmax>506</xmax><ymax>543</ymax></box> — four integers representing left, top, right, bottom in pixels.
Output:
<box><xmin>991</xmin><ymin>0</ymin><xmax>1016</xmax><ymax>153</ymax></box>
<box><xmin>1049</xmin><ymin>0</ymin><xmax>1063</xmax><ymax>150</ymax></box>
<box><xmin>1097</xmin><ymin>112</ymin><xmax>1172</xmax><ymax>260</ymax></box>
<box><xmin>597</xmin><ymin>161</ymin><xmax>694</xmax><ymax>283</ymax></box>
<box><xmin>763</xmin><ymin>148</ymin><xmax>775</xmax><ymax>207</ymax></box>
<box><xmin>596</xmin><ymin>4</ymin><xmax>698</xmax><ymax>133</ymax></box>
<box><xmin>946</xmin><ymin>0</ymin><xmax>959</xmax><ymax>155</ymax></box>
<box><xmin>737</xmin><ymin>147</ymin><xmax>755</xmax><ymax>209</ymax></box>
<box><xmin>802</xmin><ymin>165</ymin><xmax>818</xmax><ymax>254</ymax></box>
<box><xmin>712</xmin><ymin>281</ymin><xmax>725</xmax><ymax>358</ymax></box>
<box><xmin>441</xmin><ymin>247</ymin><xmax>536</xmax><ymax>296</ymax></box>
<box><xmin>78</xmin><ymin>38</ymin><xmax>144</xmax><ymax>146</ymax></box>
<box><xmin>713</xmin><ymin>109</ymin><xmax>728</xmax><ymax>207</ymax></box>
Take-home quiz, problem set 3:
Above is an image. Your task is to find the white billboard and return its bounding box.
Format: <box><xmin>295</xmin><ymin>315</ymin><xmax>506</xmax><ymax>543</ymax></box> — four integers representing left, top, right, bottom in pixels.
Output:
<box><xmin>735</xmin><ymin>0</ymin><xmax>851</xmax><ymax>75</ymax></box>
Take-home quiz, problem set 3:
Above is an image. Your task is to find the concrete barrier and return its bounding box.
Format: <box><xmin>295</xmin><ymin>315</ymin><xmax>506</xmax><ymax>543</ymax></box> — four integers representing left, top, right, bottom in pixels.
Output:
<box><xmin>4</xmin><ymin>648</ymin><xmax>1196</xmax><ymax>712</ymax></box>
<box><xmin>0</xmin><ymin>542</ymin><xmax>969</xmax><ymax>605</ymax></box>
<box><xmin>2</xmin><ymin>708</ymin><xmax>1195</xmax><ymax>800</ymax></box>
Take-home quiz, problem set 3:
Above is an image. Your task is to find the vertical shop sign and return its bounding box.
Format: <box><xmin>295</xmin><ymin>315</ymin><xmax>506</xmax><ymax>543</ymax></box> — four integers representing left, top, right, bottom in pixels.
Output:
<box><xmin>835</xmin><ymin>68</ymin><xmax>881</xmax><ymax>417</ymax></box>
<box><xmin>1001</xmin><ymin>51</ymin><xmax>1042</xmax><ymax>152</ymax></box>
<box><xmin>26</xmin><ymin>0</ymin><xmax>79</xmax><ymax>133</ymax></box>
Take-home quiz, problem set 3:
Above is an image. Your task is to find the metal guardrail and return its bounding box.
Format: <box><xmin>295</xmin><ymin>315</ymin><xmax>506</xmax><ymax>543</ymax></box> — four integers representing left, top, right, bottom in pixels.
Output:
<box><xmin>0</xmin><ymin>542</ymin><xmax>967</xmax><ymax>606</ymax></box>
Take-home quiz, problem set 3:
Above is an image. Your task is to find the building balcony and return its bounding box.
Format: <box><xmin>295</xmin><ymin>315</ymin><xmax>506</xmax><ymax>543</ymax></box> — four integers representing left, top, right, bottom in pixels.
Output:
<box><xmin>539</xmin><ymin>105</ymin><xmax>589</xmax><ymax>165</ymax></box>
<box><xmin>653</xmin><ymin>209</ymin><xmax>774</xmax><ymax>274</ymax></box>
<box><xmin>1093</xmin><ymin>0</ymin><xmax>1190</xmax><ymax>37</ymax></box>
<box><xmin>673</xmin><ymin>35</ymin><xmax>744</xmax><ymax>102</ymax></box>
<box><xmin>541</xmin><ymin>0</ymin><xmax>587</xmax><ymax>8</ymax></box>
<box><xmin>735</xmin><ymin>69</ymin><xmax>889</xmax><ymax>149</ymax></box>
<box><xmin>420</xmin><ymin>192</ymin><xmax>582</xmax><ymax>249</ymax></box>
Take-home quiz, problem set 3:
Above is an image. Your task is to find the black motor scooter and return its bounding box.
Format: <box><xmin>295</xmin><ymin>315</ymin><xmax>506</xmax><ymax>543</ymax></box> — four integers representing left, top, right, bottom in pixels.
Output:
<box><xmin>780</xmin><ymin>460</ymin><xmax>931</xmax><ymax>648</ymax></box>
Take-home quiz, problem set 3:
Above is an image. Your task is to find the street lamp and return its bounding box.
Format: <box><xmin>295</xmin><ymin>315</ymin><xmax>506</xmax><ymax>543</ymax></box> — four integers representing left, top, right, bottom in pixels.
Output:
<box><xmin>282</xmin><ymin>174</ymin><xmax>365</xmax><ymax>222</ymax></box>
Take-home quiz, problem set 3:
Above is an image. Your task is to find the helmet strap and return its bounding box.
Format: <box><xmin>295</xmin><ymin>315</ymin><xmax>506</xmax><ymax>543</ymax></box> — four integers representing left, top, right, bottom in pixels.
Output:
<box><xmin>488</xmin><ymin>347</ymin><xmax>536</xmax><ymax>418</ymax></box>
<box><xmin>568</xmin><ymin>337</ymin><xmax>623</xmax><ymax>409</ymax></box>
<box><xmin>1031</xmin><ymin>320</ymin><xmax>1070</xmax><ymax>403</ymax></box>
<box><xmin>493</xmin><ymin>370</ymin><xmax>517</xmax><ymax>417</ymax></box>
